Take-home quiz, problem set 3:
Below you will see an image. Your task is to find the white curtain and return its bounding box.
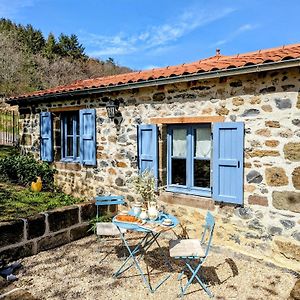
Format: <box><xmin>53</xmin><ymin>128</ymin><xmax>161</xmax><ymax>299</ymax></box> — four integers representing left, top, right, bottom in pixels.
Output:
<box><xmin>173</xmin><ymin>129</ymin><xmax>186</xmax><ymax>157</ymax></box>
<box><xmin>195</xmin><ymin>128</ymin><xmax>211</xmax><ymax>158</ymax></box>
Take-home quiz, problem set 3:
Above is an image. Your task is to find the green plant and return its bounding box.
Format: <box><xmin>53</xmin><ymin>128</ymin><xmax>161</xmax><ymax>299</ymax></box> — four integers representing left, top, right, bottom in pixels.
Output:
<box><xmin>88</xmin><ymin>214</ymin><xmax>113</xmax><ymax>234</ymax></box>
<box><xmin>0</xmin><ymin>182</ymin><xmax>83</xmax><ymax>221</ymax></box>
<box><xmin>130</xmin><ymin>170</ymin><xmax>156</xmax><ymax>204</ymax></box>
<box><xmin>0</xmin><ymin>153</ymin><xmax>56</xmax><ymax>190</ymax></box>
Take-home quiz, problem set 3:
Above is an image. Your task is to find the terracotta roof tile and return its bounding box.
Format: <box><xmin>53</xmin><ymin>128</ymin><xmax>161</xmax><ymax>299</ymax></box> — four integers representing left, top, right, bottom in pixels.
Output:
<box><xmin>9</xmin><ymin>43</ymin><xmax>300</xmax><ymax>100</ymax></box>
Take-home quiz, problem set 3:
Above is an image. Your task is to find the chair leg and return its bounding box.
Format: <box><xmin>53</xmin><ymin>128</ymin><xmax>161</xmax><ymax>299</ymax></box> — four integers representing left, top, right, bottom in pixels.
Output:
<box><xmin>179</xmin><ymin>259</ymin><xmax>213</xmax><ymax>298</ymax></box>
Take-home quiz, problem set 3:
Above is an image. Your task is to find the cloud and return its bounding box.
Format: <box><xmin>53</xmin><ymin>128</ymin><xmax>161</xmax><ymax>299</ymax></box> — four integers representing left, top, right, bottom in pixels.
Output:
<box><xmin>0</xmin><ymin>0</ymin><xmax>36</xmax><ymax>18</ymax></box>
<box><xmin>212</xmin><ymin>23</ymin><xmax>258</xmax><ymax>47</ymax></box>
<box><xmin>82</xmin><ymin>6</ymin><xmax>235</xmax><ymax>58</ymax></box>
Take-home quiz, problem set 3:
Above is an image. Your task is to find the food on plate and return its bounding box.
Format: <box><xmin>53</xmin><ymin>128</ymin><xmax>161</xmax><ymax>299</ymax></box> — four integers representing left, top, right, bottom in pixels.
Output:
<box><xmin>115</xmin><ymin>215</ymin><xmax>142</xmax><ymax>224</ymax></box>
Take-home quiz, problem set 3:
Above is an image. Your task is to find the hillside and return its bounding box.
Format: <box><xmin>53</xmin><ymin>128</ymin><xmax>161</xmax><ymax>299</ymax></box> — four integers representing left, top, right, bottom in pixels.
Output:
<box><xmin>0</xmin><ymin>18</ymin><xmax>132</xmax><ymax>102</ymax></box>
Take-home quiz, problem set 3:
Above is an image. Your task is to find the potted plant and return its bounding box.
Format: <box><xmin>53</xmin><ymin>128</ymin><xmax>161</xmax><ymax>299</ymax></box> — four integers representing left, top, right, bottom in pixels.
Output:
<box><xmin>130</xmin><ymin>170</ymin><xmax>157</xmax><ymax>216</ymax></box>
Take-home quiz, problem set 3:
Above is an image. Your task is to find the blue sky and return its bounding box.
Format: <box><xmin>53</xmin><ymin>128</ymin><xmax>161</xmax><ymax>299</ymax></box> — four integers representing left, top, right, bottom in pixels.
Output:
<box><xmin>1</xmin><ymin>0</ymin><xmax>300</xmax><ymax>70</ymax></box>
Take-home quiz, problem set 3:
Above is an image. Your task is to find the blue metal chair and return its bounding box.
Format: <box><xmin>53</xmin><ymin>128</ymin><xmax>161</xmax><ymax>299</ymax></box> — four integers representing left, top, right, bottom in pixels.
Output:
<box><xmin>169</xmin><ymin>211</ymin><xmax>215</xmax><ymax>298</ymax></box>
<box><xmin>95</xmin><ymin>195</ymin><xmax>126</xmax><ymax>236</ymax></box>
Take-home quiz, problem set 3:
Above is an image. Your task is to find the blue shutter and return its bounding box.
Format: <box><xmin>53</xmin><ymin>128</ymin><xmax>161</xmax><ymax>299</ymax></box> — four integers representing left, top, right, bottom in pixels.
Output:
<box><xmin>80</xmin><ymin>109</ymin><xmax>96</xmax><ymax>166</ymax></box>
<box><xmin>213</xmin><ymin>122</ymin><xmax>244</xmax><ymax>204</ymax></box>
<box><xmin>40</xmin><ymin>112</ymin><xmax>53</xmax><ymax>162</ymax></box>
<box><xmin>137</xmin><ymin>124</ymin><xmax>158</xmax><ymax>180</ymax></box>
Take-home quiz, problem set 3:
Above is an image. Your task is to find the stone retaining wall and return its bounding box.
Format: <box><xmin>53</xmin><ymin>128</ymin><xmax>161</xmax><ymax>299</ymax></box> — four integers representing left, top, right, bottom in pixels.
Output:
<box><xmin>0</xmin><ymin>201</ymin><xmax>96</xmax><ymax>262</ymax></box>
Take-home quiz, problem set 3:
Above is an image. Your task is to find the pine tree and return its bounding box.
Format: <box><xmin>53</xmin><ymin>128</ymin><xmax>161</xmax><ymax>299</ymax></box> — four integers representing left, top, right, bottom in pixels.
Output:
<box><xmin>43</xmin><ymin>33</ymin><xmax>58</xmax><ymax>59</ymax></box>
<box><xmin>57</xmin><ymin>33</ymin><xmax>86</xmax><ymax>60</ymax></box>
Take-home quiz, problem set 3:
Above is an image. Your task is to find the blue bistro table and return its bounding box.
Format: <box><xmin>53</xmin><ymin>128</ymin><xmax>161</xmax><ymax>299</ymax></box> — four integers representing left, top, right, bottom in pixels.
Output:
<box><xmin>112</xmin><ymin>211</ymin><xmax>179</xmax><ymax>293</ymax></box>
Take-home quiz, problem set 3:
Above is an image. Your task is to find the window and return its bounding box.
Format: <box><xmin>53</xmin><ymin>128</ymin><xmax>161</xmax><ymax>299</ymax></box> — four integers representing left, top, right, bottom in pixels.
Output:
<box><xmin>61</xmin><ymin>111</ymin><xmax>80</xmax><ymax>161</ymax></box>
<box><xmin>40</xmin><ymin>109</ymin><xmax>96</xmax><ymax>166</ymax></box>
<box><xmin>167</xmin><ymin>124</ymin><xmax>212</xmax><ymax>197</ymax></box>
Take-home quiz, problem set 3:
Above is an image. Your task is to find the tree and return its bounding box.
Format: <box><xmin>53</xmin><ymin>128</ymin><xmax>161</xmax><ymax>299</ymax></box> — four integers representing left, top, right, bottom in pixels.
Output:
<box><xmin>43</xmin><ymin>33</ymin><xmax>58</xmax><ymax>59</ymax></box>
<box><xmin>17</xmin><ymin>24</ymin><xmax>45</xmax><ymax>54</ymax></box>
<box><xmin>57</xmin><ymin>33</ymin><xmax>86</xmax><ymax>60</ymax></box>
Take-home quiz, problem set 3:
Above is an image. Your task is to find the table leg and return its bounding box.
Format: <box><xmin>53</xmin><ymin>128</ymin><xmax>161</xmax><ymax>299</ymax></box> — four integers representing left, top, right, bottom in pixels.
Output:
<box><xmin>113</xmin><ymin>229</ymin><xmax>172</xmax><ymax>293</ymax></box>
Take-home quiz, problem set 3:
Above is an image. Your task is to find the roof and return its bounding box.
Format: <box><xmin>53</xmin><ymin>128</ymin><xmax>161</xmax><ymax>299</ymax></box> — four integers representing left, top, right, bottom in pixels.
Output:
<box><xmin>7</xmin><ymin>43</ymin><xmax>300</xmax><ymax>103</ymax></box>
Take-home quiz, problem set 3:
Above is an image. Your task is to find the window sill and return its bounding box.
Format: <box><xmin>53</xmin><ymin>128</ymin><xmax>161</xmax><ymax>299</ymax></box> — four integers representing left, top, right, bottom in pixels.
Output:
<box><xmin>159</xmin><ymin>191</ymin><xmax>215</xmax><ymax>210</ymax></box>
<box><xmin>166</xmin><ymin>186</ymin><xmax>212</xmax><ymax>197</ymax></box>
<box><xmin>60</xmin><ymin>158</ymin><xmax>80</xmax><ymax>163</ymax></box>
<box><xmin>54</xmin><ymin>161</ymin><xmax>81</xmax><ymax>171</ymax></box>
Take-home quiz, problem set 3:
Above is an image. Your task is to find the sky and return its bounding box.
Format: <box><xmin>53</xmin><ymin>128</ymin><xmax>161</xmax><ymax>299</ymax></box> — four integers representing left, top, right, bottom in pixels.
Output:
<box><xmin>1</xmin><ymin>0</ymin><xmax>300</xmax><ymax>71</ymax></box>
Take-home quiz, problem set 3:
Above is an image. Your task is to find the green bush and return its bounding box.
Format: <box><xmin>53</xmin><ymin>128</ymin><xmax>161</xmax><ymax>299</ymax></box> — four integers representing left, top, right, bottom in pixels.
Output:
<box><xmin>89</xmin><ymin>214</ymin><xmax>113</xmax><ymax>234</ymax></box>
<box><xmin>0</xmin><ymin>153</ymin><xmax>56</xmax><ymax>190</ymax></box>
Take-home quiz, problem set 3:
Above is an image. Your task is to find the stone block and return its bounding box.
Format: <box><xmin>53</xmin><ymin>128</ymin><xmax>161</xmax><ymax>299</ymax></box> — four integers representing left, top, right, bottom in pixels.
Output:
<box><xmin>265</xmin><ymin>120</ymin><xmax>280</xmax><ymax>128</ymax></box>
<box><xmin>255</xmin><ymin>128</ymin><xmax>271</xmax><ymax>137</ymax></box>
<box><xmin>265</xmin><ymin>167</ymin><xmax>288</xmax><ymax>186</ymax></box>
<box><xmin>246</xmin><ymin>170</ymin><xmax>263</xmax><ymax>184</ymax></box>
<box><xmin>250</xmin><ymin>96</ymin><xmax>261</xmax><ymax>104</ymax></box>
<box><xmin>284</xmin><ymin>143</ymin><xmax>300</xmax><ymax>161</ymax></box>
<box><xmin>116</xmin><ymin>161</ymin><xmax>127</xmax><ymax>168</ymax></box>
<box><xmin>274</xmin><ymin>237</ymin><xmax>300</xmax><ymax>262</ymax></box>
<box><xmin>248</xmin><ymin>195</ymin><xmax>268</xmax><ymax>206</ymax></box>
<box><xmin>37</xmin><ymin>231</ymin><xmax>69</xmax><ymax>252</ymax></box>
<box><xmin>261</xmin><ymin>104</ymin><xmax>272</xmax><ymax>112</ymax></box>
<box><xmin>272</xmin><ymin>191</ymin><xmax>300</xmax><ymax>213</ymax></box>
<box><xmin>292</xmin><ymin>167</ymin><xmax>300</xmax><ymax>189</ymax></box>
<box><xmin>248</xmin><ymin>150</ymin><xmax>280</xmax><ymax>158</ymax></box>
<box><xmin>70</xmin><ymin>224</ymin><xmax>91</xmax><ymax>241</ymax></box>
<box><xmin>234</xmin><ymin>207</ymin><xmax>253</xmax><ymax>219</ymax></box>
<box><xmin>216</xmin><ymin>107</ymin><xmax>229</xmax><ymax>115</ymax></box>
<box><xmin>265</xmin><ymin>140</ymin><xmax>279</xmax><ymax>147</ymax></box>
<box><xmin>241</xmin><ymin>109</ymin><xmax>260</xmax><ymax>117</ymax></box>
<box><xmin>268</xmin><ymin>226</ymin><xmax>283</xmax><ymax>236</ymax></box>
<box><xmin>0</xmin><ymin>220</ymin><xmax>24</xmax><ymax>248</ymax></box>
<box><xmin>275</xmin><ymin>98</ymin><xmax>292</xmax><ymax>109</ymax></box>
<box><xmin>232</xmin><ymin>97</ymin><xmax>244</xmax><ymax>106</ymax></box>
<box><xmin>289</xmin><ymin>279</ymin><xmax>300</xmax><ymax>300</ymax></box>
<box><xmin>0</xmin><ymin>242</ymin><xmax>34</xmax><ymax>262</ymax></box>
<box><xmin>79</xmin><ymin>201</ymin><xmax>97</xmax><ymax>222</ymax></box>
<box><xmin>280</xmin><ymin>219</ymin><xmax>295</xmax><ymax>229</ymax></box>
<box><xmin>47</xmin><ymin>206</ymin><xmax>79</xmax><ymax>232</ymax></box>
<box><xmin>27</xmin><ymin>214</ymin><xmax>46</xmax><ymax>240</ymax></box>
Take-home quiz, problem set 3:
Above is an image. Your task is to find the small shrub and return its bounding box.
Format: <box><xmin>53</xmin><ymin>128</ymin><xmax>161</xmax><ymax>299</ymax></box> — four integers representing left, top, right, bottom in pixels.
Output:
<box><xmin>0</xmin><ymin>153</ymin><xmax>56</xmax><ymax>190</ymax></box>
<box><xmin>89</xmin><ymin>214</ymin><xmax>113</xmax><ymax>234</ymax></box>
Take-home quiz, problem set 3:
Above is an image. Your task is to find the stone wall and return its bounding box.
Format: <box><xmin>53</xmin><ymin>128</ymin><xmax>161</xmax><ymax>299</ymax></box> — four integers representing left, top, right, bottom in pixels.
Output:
<box><xmin>0</xmin><ymin>201</ymin><xmax>96</xmax><ymax>262</ymax></box>
<box><xmin>17</xmin><ymin>66</ymin><xmax>300</xmax><ymax>271</ymax></box>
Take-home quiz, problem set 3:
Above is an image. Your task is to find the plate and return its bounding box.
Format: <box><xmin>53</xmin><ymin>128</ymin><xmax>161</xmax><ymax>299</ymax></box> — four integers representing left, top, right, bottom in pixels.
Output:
<box><xmin>119</xmin><ymin>210</ymin><xmax>129</xmax><ymax>215</ymax></box>
<box><xmin>162</xmin><ymin>221</ymin><xmax>173</xmax><ymax>226</ymax></box>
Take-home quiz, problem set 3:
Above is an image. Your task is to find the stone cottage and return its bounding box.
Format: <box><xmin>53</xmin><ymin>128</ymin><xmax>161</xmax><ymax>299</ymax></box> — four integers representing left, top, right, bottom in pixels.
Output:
<box><xmin>7</xmin><ymin>43</ymin><xmax>300</xmax><ymax>271</ymax></box>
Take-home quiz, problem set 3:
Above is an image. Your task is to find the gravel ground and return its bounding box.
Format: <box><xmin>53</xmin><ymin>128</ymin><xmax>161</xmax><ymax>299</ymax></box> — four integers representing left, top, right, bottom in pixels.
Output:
<box><xmin>2</xmin><ymin>234</ymin><xmax>298</xmax><ymax>300</ymax></box>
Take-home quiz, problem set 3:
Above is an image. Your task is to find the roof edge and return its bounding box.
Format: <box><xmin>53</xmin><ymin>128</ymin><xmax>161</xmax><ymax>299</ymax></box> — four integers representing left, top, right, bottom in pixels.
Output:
<box><xmin>6</xmin><ymin>58</ymin><xmax>300</xmax><ymax>105</ymax></box>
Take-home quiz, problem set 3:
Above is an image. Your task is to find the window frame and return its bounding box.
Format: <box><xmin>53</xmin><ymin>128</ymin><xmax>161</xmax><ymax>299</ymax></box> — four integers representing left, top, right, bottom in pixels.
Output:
<box><xmin>166</xmin><ymin>123</ymin><xmax>212</xmax><ymax>197</ymax></box>
<box><xmin>61</xmin><ymin>111</ymin><xmax>80</xmax><ymax>162</ymax></box>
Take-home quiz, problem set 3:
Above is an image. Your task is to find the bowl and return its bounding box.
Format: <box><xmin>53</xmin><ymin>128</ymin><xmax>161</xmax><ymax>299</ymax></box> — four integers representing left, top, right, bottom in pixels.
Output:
<box><xmin>162</xmin><ymin>218</ymin><xmax>173</xmax><ymax>226</ymax></box>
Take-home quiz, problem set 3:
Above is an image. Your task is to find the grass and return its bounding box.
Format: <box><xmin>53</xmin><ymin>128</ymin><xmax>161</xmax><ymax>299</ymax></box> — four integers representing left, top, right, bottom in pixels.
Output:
<box><xmin>0</xmin><ymin>145</ymin><xmax>19</xmax><ymax>158</ymax></box>
<box><xmin>0</xmin><ymin>182</ymin><xmax>84</xmax><ymax>222</ymax></box>
<box><xmin>0</xmin><ymin>146</ymin><xmax>84</xmax><ymax>221</ymax></box>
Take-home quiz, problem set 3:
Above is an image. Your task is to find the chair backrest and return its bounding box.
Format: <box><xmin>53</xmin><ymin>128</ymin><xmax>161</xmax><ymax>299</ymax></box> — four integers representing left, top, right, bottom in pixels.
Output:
<box><xmin>95</xmin><ymin>195</ymin><xmax>125</xmax><ymax>217</ymax></box>
<box><xmin>200</xmin><ymin>211</ymin><xmax>215</xmax><ymax>258</ymax></box>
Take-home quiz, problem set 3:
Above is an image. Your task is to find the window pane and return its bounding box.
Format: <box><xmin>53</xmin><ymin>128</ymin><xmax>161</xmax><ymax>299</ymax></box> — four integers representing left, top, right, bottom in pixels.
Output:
<box><xmin>171</xmin><ymin>158</ymin><xmax>186</xmax><ymax>185</ymax></box>
<box><xmin>67</xmin><ymin>137</ymin><xmax>73</xmax><ymax>156</ymax></box>
<box><xmin>194</xmin><ymin>160</ymin><xmax>210</xmax><ymax>188</ymax></box>
<box><xmin>194</xmin><ymin>127</ymin><xmax>211</xmax><ymax>158</ymax></box>
<box><xmin>76</xmin><ymin>136</ymin><xmax>80</xmax><ymax>158</ymax></box>
<box><xmin>66</xmin><ymin>115</ymin><xmax>73</xmax><ymax>135</ymax></box>
<box><xmin>76</xmin><ymin>113</ymin><xmax>80</xmax><ymax>135</ymax></box>
<box><xmin>172</xmin><ymin>129</ymin><xmax>186</xmax><ymax>157</ymax></box>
